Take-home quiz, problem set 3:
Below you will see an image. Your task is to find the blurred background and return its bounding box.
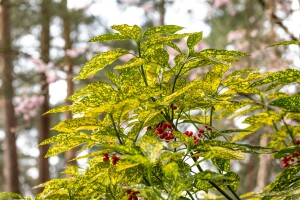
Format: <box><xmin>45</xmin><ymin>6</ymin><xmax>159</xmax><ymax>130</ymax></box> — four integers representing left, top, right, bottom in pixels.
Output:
<box><xmin>0</xmin><ymin>0</ymin><xmax>300</xmax><ymax>197</ymax></box>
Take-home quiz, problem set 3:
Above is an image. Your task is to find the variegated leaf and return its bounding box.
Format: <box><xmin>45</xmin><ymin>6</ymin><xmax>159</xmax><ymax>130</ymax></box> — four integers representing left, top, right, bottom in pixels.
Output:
<box><xmin>111</xmin><ymin>24</ymin><xmax>142</xmax><ymax>41</ymax></box>
<box><xmin>115</xmin><ymin>57</ymin><xmax>145</xmax><ymax>69</ymax></box>
<box><xmin>187</xmin><ymin>32</ymin><xmax>203</xmax><ymax>54</ymax></box>
<box><xmin>143</xmin><ymin>25</ymin><xmax>184</xmax><ymax>36</ymax></box>
<box><xmin>88</xmin><ymin>33</ymin><xmax>130</xmax><ymax>42</ymax></box>
<box><xmin>74</xmin><ymin>49</ymin><xmax>129</xmax><ymax>80</ymax></box>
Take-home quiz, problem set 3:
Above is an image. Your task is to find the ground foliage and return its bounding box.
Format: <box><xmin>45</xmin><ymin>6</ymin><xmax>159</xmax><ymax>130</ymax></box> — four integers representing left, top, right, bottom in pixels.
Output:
<box><xmin>3</xmin><ymin>25</ymin><xmax>300</xmax><ymax>199</ymax></box>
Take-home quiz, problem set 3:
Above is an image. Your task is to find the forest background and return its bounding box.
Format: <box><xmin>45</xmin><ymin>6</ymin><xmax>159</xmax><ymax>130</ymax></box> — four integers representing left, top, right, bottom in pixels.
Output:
<box><xmin>0</xmin><ymin>0</ymin><xmax>300</xmax><ymax>198</ymax></box>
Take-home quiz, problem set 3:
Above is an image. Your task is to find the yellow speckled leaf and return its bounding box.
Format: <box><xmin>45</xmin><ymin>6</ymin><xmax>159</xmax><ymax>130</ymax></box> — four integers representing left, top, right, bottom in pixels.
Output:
<box><xmin>143</xmin><ymin>25</ymin><xmax>184</xmax><ymax>36</ymax></box>
<box><xmin>115</xmin><ymin>57</ymin><xmax>145</xmax><ymax>69</ymax></box>
<box><xmin>51</xmin><ymin>117</ymin><xmax>103</xmax><ymax>133</ymax></box>
<box><xmin>138</xmin><ymin>134</ymin><xmax>163</xmax><ymax>163</ymax></box>
<box><xmin>187</xmin><ymin>32</ymin><xmax>202</xmax><ymax>54</ymax></box>
<box><xmin>88</xmin><ymin>33</ymin><xmax>130</xmax><ymax>42</ymax></box>
<box><xmin>74</xmin><ymin>49</ymin><xmax>129</xmax><ymax>80</ymax></box>
<box><xmin>111</xmin><ymin>24</ymin><xmax>142</xmax><ymax>41</ymax></box>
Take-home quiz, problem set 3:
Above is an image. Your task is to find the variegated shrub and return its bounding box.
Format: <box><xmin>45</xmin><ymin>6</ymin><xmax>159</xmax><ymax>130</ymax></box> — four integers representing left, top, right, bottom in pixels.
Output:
<box><xmin>3</xmin><ymin>25</ymin><xmax>300</xmax><ymax>200</ymax></box>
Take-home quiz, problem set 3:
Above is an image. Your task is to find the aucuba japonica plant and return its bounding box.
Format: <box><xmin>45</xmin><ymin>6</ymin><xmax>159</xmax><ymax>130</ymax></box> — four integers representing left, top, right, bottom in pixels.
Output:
<box><xmin>2</xmin><ymin>26</ymin><xmax>300</xmax><ymax>200</ymax></box>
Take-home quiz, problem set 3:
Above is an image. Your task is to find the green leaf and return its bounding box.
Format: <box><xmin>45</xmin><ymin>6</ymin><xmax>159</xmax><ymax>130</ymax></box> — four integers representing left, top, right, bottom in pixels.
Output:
<box><xmin>143</xmin><ymin>25</ymin><xmax>184</xmax><ymax>36</ymax></box>
<box><xmin>225</xmin><ymin>68</ymin><xmax>258</xmax><ymax>77</ymax></box>
<box><xmin>111</xmin><ymin>24</ymin><xmax>142</xmax><ymax>41</ymax></box>
<box><xmin>251</xmin><ymin>69</ymin><xmax>300</xmax><ymax>89</ymax></box>
<box><xmin>138</xmin><ymin>134</ymin><xmax>163</xmax><ymax>163</ymax></box>
<box><xmin>268</xmin><ymin>40</ymin><xmax>300</xmax><ymax>47</ymax></box>
<box><xmin>116</xmin><ymin>157</ymin><xmax>142</xmax><ymax>171</ymax></box>
<box><xmin>115</xmin><ymin>57</ymin><xmax>145</xmax><ymax>69</ymax></box>
<box><xmin>74</xmin><ymin>49</ymin><xmax>129</xmax><ymax>80</ymax></box>
<box><xmin>165</xmin><ymin>41</ymin><xmax>182</xmax><ymax>52</ymax></box>
<box><xmin>270</xmin><ymin>94</ymin><xmax>300</xmax><ymax>112</ymax></box>
<box><xmin>51</xmin><ymin>117</ymin><xmax>103</xmax><ymax>133</ymax></box>
<box><xmin>196</xmin><ymin>146</ymin><xmax>246</xmax><ymax>160</ymax></box>
<box><xmin>0</xmin><ymin>192</ymin><xmax>24</xmax><ymax>200</ymax></box>
<box><xmin>67</xmin><ymin>81</ymin><xmax>115</xmax><ymax>103</ymax></box>
<box><xmin>187</xmin><ymin>32</ymin><xmax>202</xmax><ymax>54</ymax></box>
<box><xmin>41</xmin><ymin>132</ymin><xmax>90</xmax><ymax>157</ymax></box>
<box><xmin>44</xmin><ymin>105</ymin><xmax>72</xmax><ymax>115</ymax></box>
<box><xmin>195</xmin><ymin>171</ymin><xmax>240</xmax><ymax>192</ymax></box>
<box><xmin>242</xmin><ymin>111</ymin><xmax>280</xmax><ymax>126</ymax></box>
<box><xmin>212</xmin><ymin>158</ymin><xmax>230</xmax><ymax>172</ymax></box>
<box><xmin>181</xmin><ymin>58</ymin><xmax>216</xmax><ymax>72</ymax></box>
<box><xmin>143</xmin><ymin>46</ymin><xmax>169</xmax><ymax>66</ymax></box>
<box><xmin>262</xmin><ymin>166</ymin><xmax>300</xmax><ymax>200</ymax></box>
<box><xmin>196</xmin><ymin>140</ymin><xmax>273</xmax><ymax>154</ymax></box>
<box><xmin>202</xmin><ymin>64</ymin><xmax>229</xmax><ymax>95</ymax></box>
<box><xmin>162</xmin><ymin>162</ymin><xmax>179</xmax><ymax>179</ymax></box>
<box><xmin>219</xmin><ymin>129</ymin><xmax>251</xmax><ymax>134</ymax></box>
<box><xmin>88</xmin><ymin>33</ymin><xmax>130</xmax><ymax>42</ymax></box>
<box><xmin>195</xmin><ymin>49</ymin><xmax>248</xmax><ymax>63</ymax></box>
<box><xmin>62</xmin><ymin>166</ymin><xmax>80</xmax><ymax>176</ymax></box>
<box><xmin>141</xmin><ymin>33</ymin><xmax>192</xmax><ymax>49</ymax></box>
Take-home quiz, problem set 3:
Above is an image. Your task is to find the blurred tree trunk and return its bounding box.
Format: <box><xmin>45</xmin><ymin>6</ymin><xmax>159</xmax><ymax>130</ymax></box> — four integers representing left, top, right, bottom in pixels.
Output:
<box><xmin>256</xmin><ymin>135</ymin><xmax>271</xmax><ymax>191</ymax></box>
<box><xmin>0</xmin><ymin>0</ymin><xmax>20</xmax><ymax>193</ymax></box>
<box><xmin>37</xmin><ymin>0</ymin><xmax>51</xmax><ymax>193</ymax></box>
<box><xmin>62</xmin><ymin>0</ymin><xmax>76</xmax><ymax>167</ymax></box>
<box><xmin>159</xmin><ymin>0</ymin><xmax>165</xmax><ymax>26</ymax></box>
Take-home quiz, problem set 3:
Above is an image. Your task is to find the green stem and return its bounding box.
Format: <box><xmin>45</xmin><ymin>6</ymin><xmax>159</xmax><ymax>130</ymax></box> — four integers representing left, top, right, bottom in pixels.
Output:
<box><xmin>190</xmin><ymin>153</ymin><xmax>233</xmax><ymax>200</ymax></box>
<box><xmin>186</xmin><ymin>191</ymin><xmax>195</xmax><ymax>200</ymax></box>
<box><xmin>171</xmin><ymin>62</ymin><xmax>186</xmax><ymax>93</ymax></box>
<box><xmin>272</xmin><ymin>121</ymin><xmax>288</xmax><ymax>147</ymax></box>
<box><xmin>109</xmin><ymin>114</ymin><xmax>124</xmax><ymax>145</ymax></box>
<box><xmin>209</xmin><ymin>107</ymin><xmax>214</xmax><ymax>127</ymax></box>
<box><xmin>227</xmin><ymin>186</ymin><xmax>241</xmax><ymax>200</ymax></box>
<box><xmin>145</xmin><ymin>169</ymin><xmax>165</xmax><ymax>200</ymax></box>
<box><xmin>107</xmin><ymin>186</ymin><xmax>118</xmax><ymax>200</ymax></box>
<box><xmin>210</xmin><ymin>182</ymin><xmax>233</xmax><ymax>200</ymax></box>
<box><xmin>143</xmin><ymin>176</ymin><xmax>151</xmax><ymax>186</ymax></box>
<box><xmin>137</xmin><ymin>42</ymin><xmax>149</xmax><ymax>87</ymax></box>
<box><xmin>283</xmin><ymin>119</ymin><xmax>295</xmax><ymax>144</ymax></box>
<box><xmin>134</xmin><ymin>122</ymin><xmax>145</xmax><ymax>143</ymax></box>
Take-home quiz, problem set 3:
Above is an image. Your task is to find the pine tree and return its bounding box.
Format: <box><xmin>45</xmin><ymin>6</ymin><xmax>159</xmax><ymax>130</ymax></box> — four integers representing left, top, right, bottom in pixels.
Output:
<box><xmin>0</xmin><ymin>0</ymin><xmax>20</xmax><ymax>193</ymax></box>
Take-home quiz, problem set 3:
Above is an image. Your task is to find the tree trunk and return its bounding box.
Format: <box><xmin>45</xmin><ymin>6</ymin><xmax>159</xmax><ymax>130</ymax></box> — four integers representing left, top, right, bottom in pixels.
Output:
<box><xmin>37</xmin><ymin>0</ymin><xmax>51</xmax><ymax>193</ymax></box>
<box><xmin>0</xmin><ymin>0</ymin><xmax>20</xmax><ymax>193</ymax></box>
<box><xmin>159</xmin><ymin>0</ymin><xmax>165</xmax><ymax>26</ymax></box>
<box><xmin>255</xmin><ymin>131</ymin><xmax>271</xmax><ymax>191</ymax></box>
<box><xmin>62</xmin><ymin>0</ymin><xmax>76</xmax><ymax>167</ymax></box>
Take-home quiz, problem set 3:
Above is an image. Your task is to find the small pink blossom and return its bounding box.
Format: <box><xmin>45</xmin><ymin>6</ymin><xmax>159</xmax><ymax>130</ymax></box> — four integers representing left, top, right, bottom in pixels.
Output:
<box><xmin>227</xmin><ymin>29</ymin><xmax>246</xmax><ymax>43</ymax></box>
<box><xmin>46</xmin><ymin>71</ymin><xmax>58</xmax><ymax>83</ymax></box>
<box><xmin>66</xmin><ymin>48</ymin><xmax>86</xmax><ymax>58</ymax></box>
<box><xmin>30</xmin><ymin>58</ymin><xmax>53</xmax><ymax>73</ymax></box>
<box><xmin>213</xmin><ymin>0</ymin><xmax>230</xmax><ymax>8</ymax></box>
<box><xmin>14</xmin><ymin>95</ymin><xmax>45</xmax><ymax>121</ymax></box>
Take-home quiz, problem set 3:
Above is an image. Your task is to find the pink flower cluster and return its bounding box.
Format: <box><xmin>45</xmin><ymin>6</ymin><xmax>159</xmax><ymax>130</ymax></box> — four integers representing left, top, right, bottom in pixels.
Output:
<box><xmin>29</xmin><ymin>58</ymin><xmax>59</xmax><ymax>83</ymax></box>
<box><xmin>14</xmin><ymin>95</ymin><xmax>44</xmax><ymax>121</ymax></box>
<box><xmin>66</xmin><ymin>48</ymin><xmax>86</xmax><ymax>58</ymax></box>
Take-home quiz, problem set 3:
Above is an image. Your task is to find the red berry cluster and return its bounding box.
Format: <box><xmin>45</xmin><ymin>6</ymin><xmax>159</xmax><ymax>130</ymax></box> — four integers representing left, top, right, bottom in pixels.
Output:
<box><xmin>154</xmin><ymin>122</ymin><xmax>175</xmax><ymax>143</ymax></box>
<box><xmin>112</xmin><ymin>155</ymin><xmax>120</xmax><ymax>165</ymax></box>
<box><xmin>281</xmin><ymin>151</ymin><xmax>300</xmax><ymax>167</ymax></box>
<box><xmin>126</xmin><ymin>190</ymin><xmax>140</xmax><ymax>200</ymax></box>
<box><xmin>103</xmin><ymin>153</ymin><xmax>120</xmax><ymax>165</ymax></box>
<box><xmin>103</xmin><ymin>153</ymin><xmax>109</xmax><ymax>162</ymax></box>
<box><xmin>184</xmin><ymin>129</ymin><xmax>203</xmax><ymax>144</ymax></box>
<box><xmin>294</xmin><ymin>139</ymin><xmax>300</xmax><ymax>145</ymax></box>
